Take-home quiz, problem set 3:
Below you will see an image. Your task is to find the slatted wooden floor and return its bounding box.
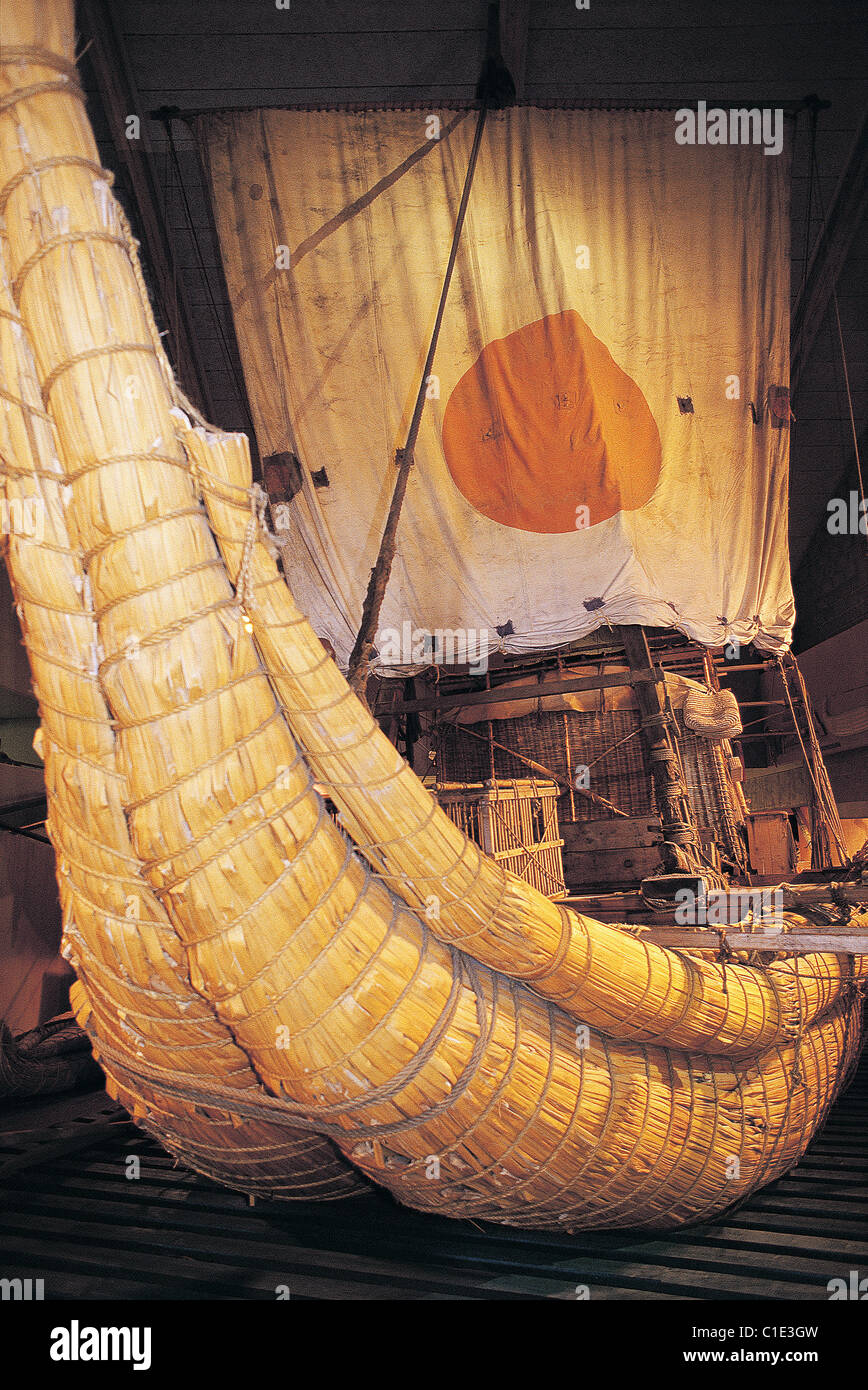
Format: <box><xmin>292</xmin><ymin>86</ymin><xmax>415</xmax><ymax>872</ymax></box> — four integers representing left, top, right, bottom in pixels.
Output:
<box><xmin>0</xmin><ymin>1051</ymin><xmax>865</xmax><ymax>1300</ymax></box>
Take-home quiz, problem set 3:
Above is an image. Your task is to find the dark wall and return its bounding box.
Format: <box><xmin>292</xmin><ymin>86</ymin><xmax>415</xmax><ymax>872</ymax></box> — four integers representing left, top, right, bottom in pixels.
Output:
<box><xmin>793</xmin><ymin>452</ymin><xmax>868</xmax><ymax>651</ymax></box>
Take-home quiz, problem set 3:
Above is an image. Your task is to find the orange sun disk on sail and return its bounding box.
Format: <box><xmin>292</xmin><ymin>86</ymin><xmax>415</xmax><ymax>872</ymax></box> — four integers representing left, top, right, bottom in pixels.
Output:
<box><xmin>442</xmin><ymin>309</ymin><xmax>662</xmax><ymax>533</ymax></box>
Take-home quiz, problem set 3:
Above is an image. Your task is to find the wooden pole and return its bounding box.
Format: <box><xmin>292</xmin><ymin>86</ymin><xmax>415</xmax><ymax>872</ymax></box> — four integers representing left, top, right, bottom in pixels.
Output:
<box><xmin>346</xmin><ymin>102</ymin><xmax>489</xmax><ymax>697</ymax></box>
<box><xmin>618</xmin><ymin>626</ymin><xmax>705</xmax><ymax>876</ymax></box>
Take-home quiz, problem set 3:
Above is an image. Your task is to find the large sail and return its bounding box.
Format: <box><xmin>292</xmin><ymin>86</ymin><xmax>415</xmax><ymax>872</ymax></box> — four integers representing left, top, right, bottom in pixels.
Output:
<box><xmin>200</xmin><ymin>106</ymin><xmax>794</xmax><ymax>668</ymax></box>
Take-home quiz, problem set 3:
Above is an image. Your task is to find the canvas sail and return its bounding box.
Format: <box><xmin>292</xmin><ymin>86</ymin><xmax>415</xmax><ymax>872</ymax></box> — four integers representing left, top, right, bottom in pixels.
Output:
<box><xmin>199</xmin><ymin>106</ymin><xmax>794</xmax><ymax>669</ymax></box>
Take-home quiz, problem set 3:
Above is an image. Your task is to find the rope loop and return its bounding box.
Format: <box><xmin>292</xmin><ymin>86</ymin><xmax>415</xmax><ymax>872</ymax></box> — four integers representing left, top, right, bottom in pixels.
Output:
<box><xmin>235</xmin><ymin>483</ymin><xmax>268</xmax><ymax>621</ymax></box>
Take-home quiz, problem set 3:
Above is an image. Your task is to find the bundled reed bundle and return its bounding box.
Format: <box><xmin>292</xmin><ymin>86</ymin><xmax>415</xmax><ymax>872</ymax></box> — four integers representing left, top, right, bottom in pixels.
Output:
<box><xmin>185</xmin><ymin>423</ymin><xmax>868</xmax><ymax>1057</ymax></box>
<box><xmin>0</xmin><ymin>0</ymin><xmax>864</xmax><ymax>1231</ymax></box>
<box><xmin>0</xmin><ymin>29</ymin><xmax>359</xmax><ymax>1203</ymax></box>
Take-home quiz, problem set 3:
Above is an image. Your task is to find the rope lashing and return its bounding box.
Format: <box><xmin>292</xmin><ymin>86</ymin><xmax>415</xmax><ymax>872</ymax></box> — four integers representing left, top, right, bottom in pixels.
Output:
<box><xmin>235</xmin><ymin>484</ymin><xmax>268</xmax><ymax>630</ymax></box>
<box><xmin>717</xmin><ymin>928</ymin><xmax>734</xmax><ymax>996</ymax></box>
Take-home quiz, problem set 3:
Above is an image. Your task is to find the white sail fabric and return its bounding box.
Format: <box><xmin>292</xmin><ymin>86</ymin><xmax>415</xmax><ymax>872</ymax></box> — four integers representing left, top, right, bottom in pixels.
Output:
<box><xmin>199</xmin><ymin>106</ymin><xmax>793</xmax><ymax>669</ymax></box>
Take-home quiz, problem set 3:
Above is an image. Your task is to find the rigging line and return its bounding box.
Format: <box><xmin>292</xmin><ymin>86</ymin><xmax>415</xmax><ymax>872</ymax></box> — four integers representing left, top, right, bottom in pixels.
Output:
<box><xmin>808</xmin><ymin>139</ymin><xmax>867</xmax><ymax>549</ymax></box>
<box><xmin>793</xmin><ymin>103</ymin><xmax>819</xmax><ymax>378</ymax></box>
<box><xmin>157</xmin><ymin>109</ymin><xmax>254</xmax><ymax>440</ymax></box>
<box><xmin>776</xmin><ymin>656</ymin><xmax>848</xmax><ymax>866</ymax></box>
<box><xmin>788</xmin><ymin>654</ymin><xmax>848</xmax><ymax>857</ymax></box>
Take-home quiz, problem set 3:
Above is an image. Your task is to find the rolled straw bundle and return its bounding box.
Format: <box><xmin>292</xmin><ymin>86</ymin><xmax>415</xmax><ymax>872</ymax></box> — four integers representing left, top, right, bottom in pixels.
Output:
<box><xmin>185</xmin><ymin>422</ymin><xmax>868</xmax><ymax>1057</ymax></box>
<box><xmin>0</xmin><ymin>209</ymin><xmax>360</xmax><ymax>1202</ymax></box>
<box><xmin>0</xmin><ymin>0</ymin><xmax>864</xmax><ymax>1230</ymax></box>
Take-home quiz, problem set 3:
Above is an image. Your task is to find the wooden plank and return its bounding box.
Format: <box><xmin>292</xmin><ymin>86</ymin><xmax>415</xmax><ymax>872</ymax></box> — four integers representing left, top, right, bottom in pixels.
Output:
<box><xmin>564</xmin><ymin>845</ymin><xmax>661</xmax><ymax>888</ymax></box>
<box><xmin>5</xmin><ymin>1185</ymin><xmax>760</xmax><ymax>1302</ymax></box>
<box><xmin>531</xmin><ymin>0</ymin><xmax>866</xmax><ymax>26</ymax></box>
<box><xmin>125</xmin><ymin>25</ymin><xmax>865</xmax><ymax>96</ymax></box>
<box><xmin>390</xmin><ymin>667</ymin><xmax>664</xmax><ymax>716</ymax></box>
<box><xmin>120</xmin><ymin>0</ymin><xmax>488</xmax><ymax>37</ymax></box>
<box><xmin>130</xmin><ymin>33</ymin><xmax>483</xmax><ymax>93</ymax></box>
<box><xmin>563</xmin><ymin>817</ymin><xmax>662</xmax><ymax>852</ymax></box>
<box><xmin>792</xmin><ymin>1156</ymin><xmax>868</xmax><ymax>1175</ymax></box>
<box><xmin>0</xmin><ymin>1260</ymin><xmax>205</xmax><ymax>1301</ymax></box>
<box><xmin>0</xmin><ymin>1108</ymin><xmax>132</xmax><ymax>1181</ymax></box>
<box><xmin>0</xmin><ymin>1210</ymin><xmax>545</xmax><ymax>1299</ymax></box>
<box><xmin>115</xmin><ymin>0</ymin><xmax>866</xmax><ymax>37</ymax></box>
<box><xmin>1</xmin><ymin>1052</ymin><xmax>864</xmax><ymax>1301</ymax></box>
<box><xmin>748</xmin><ymin>1196</ymin><xmax>868</xmax><ymax>1222</ymax></box>
<box><xmin>142</xmin><ymin>85</ymin><xmax>482</xmax><ymax>111</ymax></box>
<box><xmin>523</xmin><ymin>81</ymin><xmax>863</xmax><ymax>102</ymax></box>
<box><xmin>16</xmin><ymin>1204</ymin><xmax>789</xmax><ymax>1301</ymax></box>
<box><xmin>596</xmin><ymin>882</ymin><xmax>868</xmax><ymax>909</ymax></box>
<box><xmin>782</xmin><ymin>883</ymin><xmax>868</xmax><ymax>905</ymax></box>
<box><xmin>636</xmin><ymin>928</ymin><xmax>868</xmax><ymax>953</ymax></box>
<box><xmin>724</xmin><ymin>1210</ymin><xmax>868</xmax><ymax>1241</ymax></box>
<box><xmin>541</xmin><ymin>1252</ymin><xmax>826</xmax><ymax>1300</ymax></box>
<box><xmin>567</xmin><ymin>890</ymin><xmax>651</xmax><ymax>915</ymax></box>
<box><xmin>0</xmin><ymin>1194</ymin><xmax>660</xmax><ymax>1301</ymax></box>
<box><xmin>678</xmin><ymin>1223</ymin><xmax>868</xmax><ymax>1261</ymax></box>
<box><xmin>768</xmin><ymin>1175</ymin><xmax>867</xmax><ymax>1196</ymax></box>
<box><xmin>528</xmin><ymin>26</ymin><xmax>865</xmax><ymax>84</ymax></box>
<box><xmin>13</xmin><ymin>1141</ymin><xmax>866</xmax><ymax>1282</ymax></box>
<box><xmin>545</xmin><ymin>1283</ymin><xmax>693</xmax><ymax>1301</ymax></box>
<box><xmin>0</xmin><ymin>1228</ymin><xmax>510</xmax><ymax>1300</ymax></box>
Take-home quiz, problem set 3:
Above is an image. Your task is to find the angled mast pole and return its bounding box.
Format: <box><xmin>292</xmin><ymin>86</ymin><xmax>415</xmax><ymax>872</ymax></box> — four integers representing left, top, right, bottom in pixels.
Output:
<box><xmin>346</xmin><ymin>100</ymin><xmax>490</xmax><ymax>696</ymax></box>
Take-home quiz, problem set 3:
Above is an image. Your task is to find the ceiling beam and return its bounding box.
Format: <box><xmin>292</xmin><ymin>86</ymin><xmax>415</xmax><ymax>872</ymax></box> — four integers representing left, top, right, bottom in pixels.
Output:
<box><xmin>791</xmin><ymin>111</ymin><xmax>868</xmax><ymax>392</ymax></box>
<box><xmin>77</xmin><ymin>0</ymin><xmax>216</xmax><ymax>420</ymax></box>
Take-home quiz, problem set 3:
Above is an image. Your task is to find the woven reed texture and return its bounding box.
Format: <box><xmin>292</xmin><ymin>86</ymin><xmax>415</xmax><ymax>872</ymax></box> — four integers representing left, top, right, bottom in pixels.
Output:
<box><xmin>439</xmin><ymin>701</ymin><xmax>744</xmax><ymax>867</ymax></box>
<box><xmin>0</xmin><ymin>35</ymin><xmax>359</xmax><ymax>1204</ymax></box>
<box><xmin>677</xmin><ymin>714</ymin><xmax>746</xmax><ymax>865</ymax></box>
<box><xmin>0</xmin><ymin>1</ymin><xmax>865</xmax><ymax>1231</ymax></box>
<box><xmin>438</xmin><ymin>708</ymin><xmax>653</xmax><ymax>821</ymax></box>
<box><xmin>189</xmin><ymin>426</ymin><xmax>867</xmax><ymax>1059</ymax></box>
<box><xmin>0</xmin><ymin>255</ymin><xmax>359</xmax><ymax>1202</ymax></box>
<box><xmin>684</xmin><ymin>686</ymin><xmax>743</xmax><ymax>738</ymax></box>
<box><xmin>188</xmin><ymin>430</ymin><xmax>868</xmax><ymax>1231</ymax></box>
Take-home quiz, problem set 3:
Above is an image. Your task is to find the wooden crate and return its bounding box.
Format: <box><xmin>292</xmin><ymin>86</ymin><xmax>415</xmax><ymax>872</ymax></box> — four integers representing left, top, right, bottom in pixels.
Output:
<box><xmin>745</xmin><ymin>811</ymin><xmax>798</xmax><ymax>877</ymax></box>
<box><xmin>437</xmin><ymin>780</ymin><xmax>567</xmax><ymax>899</ymax></box>
<box><xmin>561</xmin><ymin>816</ymin><xmax>663</xmax><ymax>891</ymax></box>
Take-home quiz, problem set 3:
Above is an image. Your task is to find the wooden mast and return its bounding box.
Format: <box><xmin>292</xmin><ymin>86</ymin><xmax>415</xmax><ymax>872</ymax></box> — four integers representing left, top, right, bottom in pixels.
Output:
<box><xmin>618</xmin><ymin>625</ymin><xmax>706</xmax><ymax>878</ymax></box>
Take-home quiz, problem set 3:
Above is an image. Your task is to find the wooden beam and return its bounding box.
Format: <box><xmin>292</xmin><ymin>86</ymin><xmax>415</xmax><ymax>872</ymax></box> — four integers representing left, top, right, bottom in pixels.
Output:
<box><xmin>383</xmin><ymin>665</ymin><xmax>665</xmax><ymax>716</ymax></box>
<box><xmin>636</xmin><ymin>927</ymin><xmax>868</xmax><ymax>954</ymax></box>
<box><xmin>78</xmin><ymin>0</ymin><xmax>215</xmax><ymax>419</ymax></box>
<box><xmin>791</xmin><ymin>111</ymin><xmax>868</xmax><ymax>390</ymax></box>
<box><xmin>0</xmin><ymin>1111</ymin><xmax>132</xmax><ymax>1182</ymax></box>
<box><xmin>618</xmin><ymin>625</ymin><xmax>704</xmax><ymax>875</ymax></box>
<box><xmin>570</xmin><ymin>884</ymin><xmax>868</xmax><ymax>911</ymax></box>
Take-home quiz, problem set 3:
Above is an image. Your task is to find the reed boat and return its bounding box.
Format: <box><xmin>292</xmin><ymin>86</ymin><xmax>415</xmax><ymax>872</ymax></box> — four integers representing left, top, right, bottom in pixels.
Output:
<box><xmin>0</xmin><ymin>0</ymin><xmax>865</xmax><ymax>1232</ymax></box>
